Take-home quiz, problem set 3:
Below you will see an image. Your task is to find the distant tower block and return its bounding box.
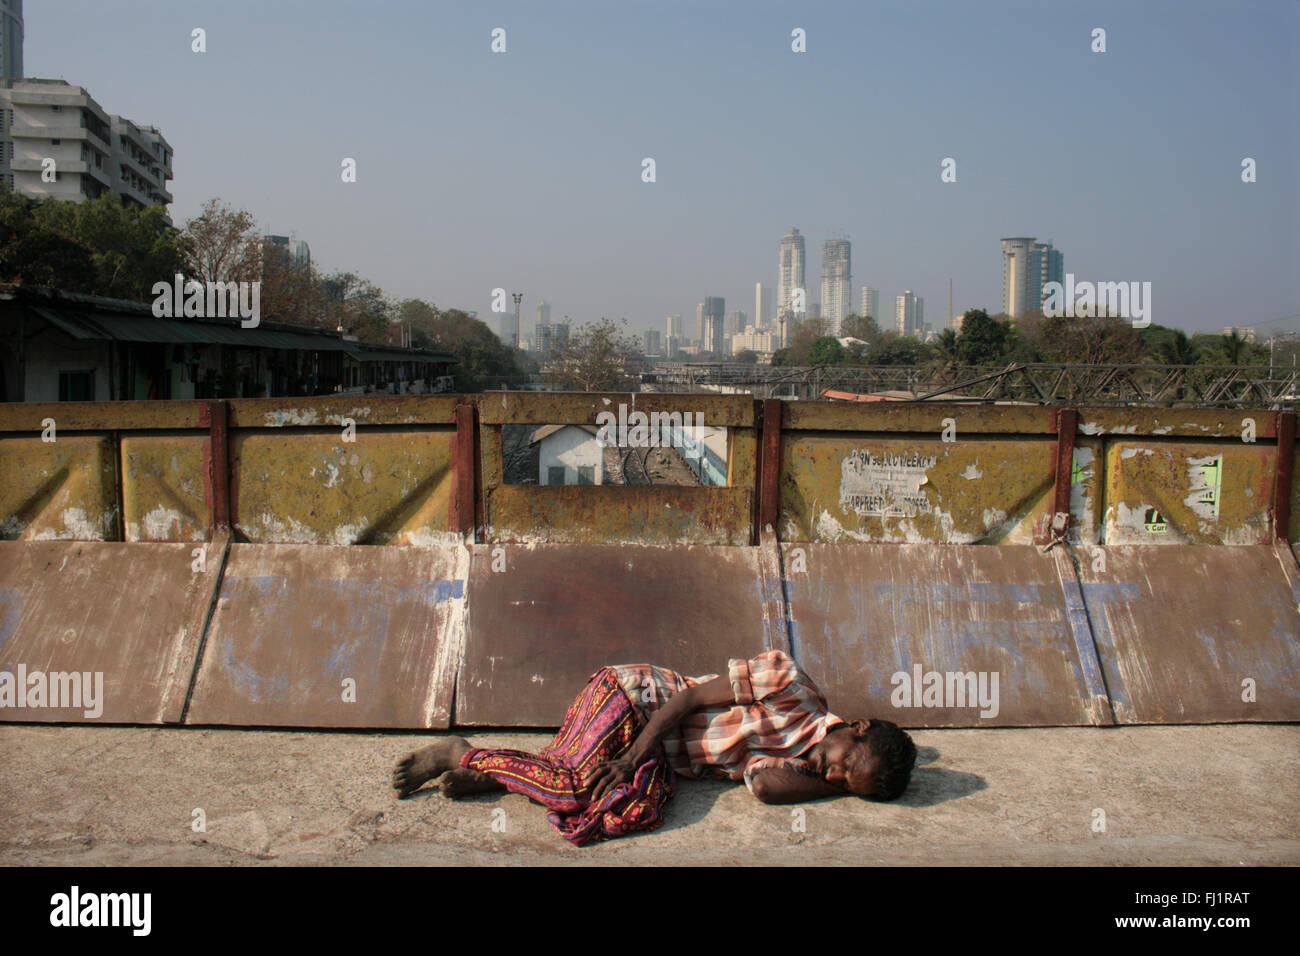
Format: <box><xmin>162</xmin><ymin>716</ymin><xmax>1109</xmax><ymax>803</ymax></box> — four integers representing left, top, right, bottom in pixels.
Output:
<box><xmin>511</xmin><ymin>293</ymin><xmax>522</xmax><ymax>351</ymax></box>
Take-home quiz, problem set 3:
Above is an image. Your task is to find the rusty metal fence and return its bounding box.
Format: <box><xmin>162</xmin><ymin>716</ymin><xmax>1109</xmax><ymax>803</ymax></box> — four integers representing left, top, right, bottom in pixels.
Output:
<box><xmin>1</xmin><ymin>395</ymin><xmax>1296</xmax><ymax>729</ymax></box>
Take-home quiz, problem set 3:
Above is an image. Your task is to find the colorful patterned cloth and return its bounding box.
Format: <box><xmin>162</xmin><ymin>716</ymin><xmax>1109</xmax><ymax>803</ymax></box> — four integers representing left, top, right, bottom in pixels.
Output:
<box><xmin>460</xmin><ymin>666</ymin><xmax>675</xmax><ymax>846</ymax></box>
<box><xmin>611</xmin><ymin>649</ymin><xmax>844</xmax><ymax>792</ymax></box>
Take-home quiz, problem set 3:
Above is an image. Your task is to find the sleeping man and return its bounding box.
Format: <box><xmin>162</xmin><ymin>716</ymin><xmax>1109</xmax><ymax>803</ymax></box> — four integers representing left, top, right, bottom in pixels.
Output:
<box><xmin>392</xmin><ymin>649</ymin><xmax>916</xmax><ymax>845</ymax></box>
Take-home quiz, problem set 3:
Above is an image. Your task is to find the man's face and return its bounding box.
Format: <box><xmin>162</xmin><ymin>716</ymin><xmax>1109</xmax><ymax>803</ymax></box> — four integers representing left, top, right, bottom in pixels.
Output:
<box><xmin>808</xmin><ymin>729</ymin><xmax>881</xmax><ymax>796</ymax></box>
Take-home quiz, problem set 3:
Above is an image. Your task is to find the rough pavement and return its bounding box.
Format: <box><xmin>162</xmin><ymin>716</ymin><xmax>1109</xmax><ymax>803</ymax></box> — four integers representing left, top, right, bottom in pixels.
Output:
<box><xmin>1</xmin><ymin>724</ymin><xmax>1296</xmax><ymax>865</ymax></box>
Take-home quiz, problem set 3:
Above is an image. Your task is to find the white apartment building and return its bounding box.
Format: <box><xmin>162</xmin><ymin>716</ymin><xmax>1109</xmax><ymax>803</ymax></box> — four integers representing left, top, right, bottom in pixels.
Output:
<box><xmin>754</xmin><ymin>283</ymin><xmax>771</xmax><ymax>329</ymax></box>
<box><xmin>820</xmin><ymin>238</ymin><xmax>851</xmax><ymax>334</ymax></box>
<box><xmin>859</xmin><ymin>286</ymin><xmax>879</xmax><ymax>323</ymax></box>
<box><xmin>732</xmin><ymin>326</ymin><xmax>775</xmax><ymax>357</ymax></box>
<box><xmin>778</xmin><ymin>227</ymin><xmax>805</xmax><ymax>317</ymax></box>
<box><xmin>895</xmin><ymin>291</ymin><xmax>924</xmax><ymax>338</ymax></box>
<box><xmin>0</xmin><ymin>79</ymin><xmax>172</xmax><ymax>208</ymax></box>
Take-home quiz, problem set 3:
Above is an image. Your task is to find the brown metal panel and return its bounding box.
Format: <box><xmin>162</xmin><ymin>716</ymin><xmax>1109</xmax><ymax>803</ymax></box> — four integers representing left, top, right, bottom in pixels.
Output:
<box><xmin>456</xmin><ymin>543</ymin><xmax>773</xmax><ymax>725</ymax></box>
<box><xmin>0</xmin><ymin>401</ymin><xmax>204</xmax><ymax>433</ymax></box>
<box><xmin>758</xmin><ymin>399</ymin><xmax>783</xmax><ymax>534</ymax></box>
<box><xmin>186</xmin><ymin>542</ymin><xmax>468</xmax><ymax>728</ymax></box>
<box><xmin>779</xmin><ymin>543</ymin><xmax>1109</xmax><ymax>726</ymax></box>
<box><xmin>1077</xmin><ymin>546</ymin><xmax>1300</xmax><ymax>723</ymax></box>
<box><xmin>1040</xmin><ymin>407</ymin><xmax>1079</xmax><ymax>545</ymax></box>
<box><xmin>477</xmin><ymin>392</ymin><xmax>753</xmax><ymax>427</ymax></box>
<box><xmin>0</xmin><ymin>538</ymin><xmax>226</xmax><ymax>723</ymax></box>
<box><xmin>226</xmin><ymin>395</ymin><xmax>458</xmax><ymax>428</ymax></box>
<box><xmin>452</xmin><ymin>403</ymin><xmax>476</xmax><ymax>537</ymax></box>
<box><xmin>784</xmin><ymin>402</ymin><xmax>1055</xmax><ymax>434</ymax></box>
<box><xmin>1274</xmin><ymin>411</ymin><xmax>1294</xmax><ymax>543</ymax></box>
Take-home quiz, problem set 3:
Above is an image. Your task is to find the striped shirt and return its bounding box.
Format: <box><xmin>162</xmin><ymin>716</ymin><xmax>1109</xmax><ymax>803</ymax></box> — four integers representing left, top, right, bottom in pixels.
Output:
<box><xmin>611</xmin><ymin>650</ymin><xmax>843</xmax><ymax>793</ymax></box>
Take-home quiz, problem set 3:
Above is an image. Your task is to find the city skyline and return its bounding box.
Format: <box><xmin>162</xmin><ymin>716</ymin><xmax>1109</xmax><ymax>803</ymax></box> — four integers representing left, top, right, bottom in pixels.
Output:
<box><xmin>15</xmin><ymin>0</ymin><xmax>1298</xmax><ymax>341</ymax></box>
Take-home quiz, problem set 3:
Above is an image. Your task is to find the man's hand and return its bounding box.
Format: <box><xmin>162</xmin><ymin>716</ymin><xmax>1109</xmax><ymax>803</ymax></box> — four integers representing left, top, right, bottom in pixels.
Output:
<box><xmin>584</xmin><ymin>754</ymin><xmax>639</xmax><ymax>802</ymax></box>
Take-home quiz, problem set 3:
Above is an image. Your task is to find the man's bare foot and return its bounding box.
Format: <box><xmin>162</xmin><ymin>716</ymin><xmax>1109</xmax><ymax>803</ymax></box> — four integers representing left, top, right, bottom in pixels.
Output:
<box><xmin>392</xmin><ymin>736</ymin><xmax>473</xmax><ymax>797</ymax></box>
<box><xmin>437</xmin><ymin>767</ymin><xmax>505</xmax><ymax>798</ymax></box>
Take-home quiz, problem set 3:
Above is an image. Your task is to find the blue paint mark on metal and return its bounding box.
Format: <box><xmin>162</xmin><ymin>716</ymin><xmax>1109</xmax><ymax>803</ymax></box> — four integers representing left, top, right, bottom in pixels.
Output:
<box><xmin>1078</xmin><ymin>581</ymin><xmax>1140</xmax><ymax>714</ymax></box>
<box><xmin>220</xmin><ymin>576</ymin><xmax>284</xmax><ymax>600</ymax></box>
<box><xmin>1080</xmin><ymin>581</ymin><xmax>1141</xmax><ymax>603</ymax></box>
<box><xmin>217</xmin><ymin>632</ymin><xmax>290</xmax><ymax>703</ymax></box>
<box><xmin>325</xmin><ymin>641</ymin><xmax>358</xmax><ymax>676</ymax></box>
<box><xmin>872</xmin><ymin>582</ymin><xmax>1043</xmax><ymax>604</ymax></box>
<box><xmin>0</xmin><ymin>587</ymin><xmax>21</xmax><ymax>654</ymax></box>
<box><xmin>1056</xmin><ymin>568</ymin><xmax>1113</xmax><ymax>720</ymax></box>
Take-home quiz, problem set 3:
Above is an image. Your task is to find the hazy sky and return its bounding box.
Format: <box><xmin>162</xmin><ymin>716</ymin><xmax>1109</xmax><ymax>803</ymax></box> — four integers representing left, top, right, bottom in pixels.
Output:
<box><xmin>25</xmin><ymin>0</ymin><xmax>1299</xmax><ymax>338</ymax></box>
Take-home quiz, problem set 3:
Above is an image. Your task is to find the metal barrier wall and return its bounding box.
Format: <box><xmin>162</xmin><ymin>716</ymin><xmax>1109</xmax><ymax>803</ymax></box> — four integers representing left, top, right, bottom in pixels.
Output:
<box><xmin>1</xmin><ymin>396</ymin><xmax>1296</xmax><ymax>729</ymax></box>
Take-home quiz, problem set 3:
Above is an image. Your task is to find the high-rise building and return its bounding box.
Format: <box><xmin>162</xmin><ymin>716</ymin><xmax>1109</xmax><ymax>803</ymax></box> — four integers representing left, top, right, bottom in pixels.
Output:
<box><xmin>1001</xmin><ymin>237</ymin><xmax>1064</xmax><ymax>318</ymax></box>
<box><xmin>1</xmin><ymin>0</ymin><xmax>21</xmax><ymax>82</ymax></box>
<box><xmin>726</xmin><ymin>309</ymin><xmax>746</xmax><ymax>337</ymax></box>
<box><xmin>1035</xmin><ymin>242</ymin><xmax>1063</xmax><ymax>302</ymax></box>
<box><xmin>732</xmin><ymin>326</ymin><xmax>776</xmax><ymax>356</ymax></box>
<box><xmin>666</xmin><ymin>314</ymin><xmax>683</xmax><ymax>341</ymax></box>
<box><xmin>859</xmin><ymin>286</ymin><xmax>879</xmax><ymax>323</ymax></box>
<box><xmin>262</xmin><ymin>235</ymin><xmax>311</xmax><ymax>268</ymax></box>
<box><xmin>755</xmin><ymin>283</ymin><xmax>771</xmax><ymax>330</ymax></box>
<box><xmin>701</xmin><ymin>297</ymin><xmax>726</xmax><ymax>355</ymax></box>
<box><xmin>536</xmin><ymin>300</ymin><xmax>551</xmax><ymax>328</ymax></box>
<box><xmin>820</xmin><ymin>238</ymin><xmax>852</xmax><ymax>334</ymax></box>
<box><xmin>778</xmin><ymin>227</ymin><xmax>806</xmax><ymax>319</ymax></box>
<box><xmin>895</xmin><ymin>291</ymin><xmax>924</xmax><ymax>338</ymax></box>
<box><xmin>0</xmin><ymin>79</ymin><xmax>172</xmax><ymax>207</ymax></box>
<box><xmin>644</xmin><ymin>329</ymin><xmax>663</xmax><ymax>356</ymax></box>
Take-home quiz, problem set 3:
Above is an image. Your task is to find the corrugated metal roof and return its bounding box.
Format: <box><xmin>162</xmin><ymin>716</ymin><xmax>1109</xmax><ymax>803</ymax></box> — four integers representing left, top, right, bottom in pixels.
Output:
<box><xmin>27</xmin><ymin>298</ymin><xmax>456</xmax><ymax>362</ymax></box>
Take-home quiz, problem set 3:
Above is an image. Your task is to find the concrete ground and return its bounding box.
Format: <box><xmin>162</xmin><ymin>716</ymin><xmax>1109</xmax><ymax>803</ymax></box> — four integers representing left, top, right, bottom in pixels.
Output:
<box><xmin>1</xmin><ymin>724</ymin><xmax>1296</xmax><ymax>866</ymax></box>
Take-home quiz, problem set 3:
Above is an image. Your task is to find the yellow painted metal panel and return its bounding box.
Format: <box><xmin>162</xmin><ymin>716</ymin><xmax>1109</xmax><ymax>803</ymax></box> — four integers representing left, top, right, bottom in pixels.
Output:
<box><xmin>1103</xmin><ymin>441</ymin><xmax>1275</xmax><ymax>544</ymax></box>
<box><xmin>231</xmin><ymin>428</ymin><xmax>454</xmax><ymax>545</ymax></box>
<box><xmin>784</xmin><ymin>402</ymin><xmax>1055</xmax><ymax>434</ymax></box>
<box><xmin>780</xmin><ymin>435</ymin><xmax>1058</xmax><ymax>543</ymax></box>
<box><xmin>0</xmin><ymin>436</ymin><xmax>118</xmax><ymax>540</ymax></box>
<box><xmin>121</xmin><ymin>433</ymin><xmax>210</xmax><ymax>542</ymax></box>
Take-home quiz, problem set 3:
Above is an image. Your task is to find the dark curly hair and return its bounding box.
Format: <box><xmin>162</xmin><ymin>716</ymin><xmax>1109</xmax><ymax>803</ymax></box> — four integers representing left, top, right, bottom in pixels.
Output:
<box><xmin>829</xmin><ymin>719</ymin><xmax>917</xmax><ymax>801</ymax></box>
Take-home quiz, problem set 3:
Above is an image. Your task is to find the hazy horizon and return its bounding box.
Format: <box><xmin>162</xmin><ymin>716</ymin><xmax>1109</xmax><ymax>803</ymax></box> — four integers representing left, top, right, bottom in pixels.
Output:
<box><xmin>23</xmin><ymin>0</ymin><xmax>1299</xmax><ymax>339</ymax></box>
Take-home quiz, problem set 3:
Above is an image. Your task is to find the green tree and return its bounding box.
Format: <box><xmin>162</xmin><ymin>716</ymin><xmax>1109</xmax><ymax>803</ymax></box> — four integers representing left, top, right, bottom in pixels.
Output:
<box><xmin>956</xmin><ymin>309</ymin><xmax>1009</xmax><ymax>365</ymax></box>
<box><xmin>183</xmin><ymin>198</ymin><xmax>261</xmax><ymax>284</ymax></box>
<box><xmin>839</xmin><ymin>313</ymin><xmax>881</xmax><ymax>344</ymax></box>
<box><xmin>869</xmin><ymin>334</ymin><xmax>930</xmax><ymax>366</ymax></box>
<box><xmin>0</xmin><ymin>193</ymin><xmax>187</xmax><ymax>300</ymax></box>
<box><xmin>550</xmin><ymin>317</ymin><xmax>639</xmax><ymax>391</ymax></box>
<box><xmin>807</xmin><ymin>336</ymin><xmax>847</xmax><ymax>366</ymax></box>
<box><xmin>37</xmin><ymin>194</ymin><xmax>188</xmax><ymax>300</ymax></box>
<box><xmin>1139</xmin><ymin>325</ymin><xmax>1196</xmax><ymax>364</ymax></box>
<box><xmin>781</xmin><ymin>317</ymin><xmax>831</xmax><ymax>365</ymax></box>
<box><xmin>0</xmin><ymin>194</ymin><xmax>97</xmax><ymax>291</ymax></box>
<box><xmin>931</xmin><ymin>328</ymin><xmax>959</xmax><ymax>370</ymax></box>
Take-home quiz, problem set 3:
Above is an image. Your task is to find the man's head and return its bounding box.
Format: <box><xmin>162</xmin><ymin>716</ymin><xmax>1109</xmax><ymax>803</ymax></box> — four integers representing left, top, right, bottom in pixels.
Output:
<box><xmin>808</xmin><ymin>719</ymin><xmax>916</xmax><ymax>801</ymax></box>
